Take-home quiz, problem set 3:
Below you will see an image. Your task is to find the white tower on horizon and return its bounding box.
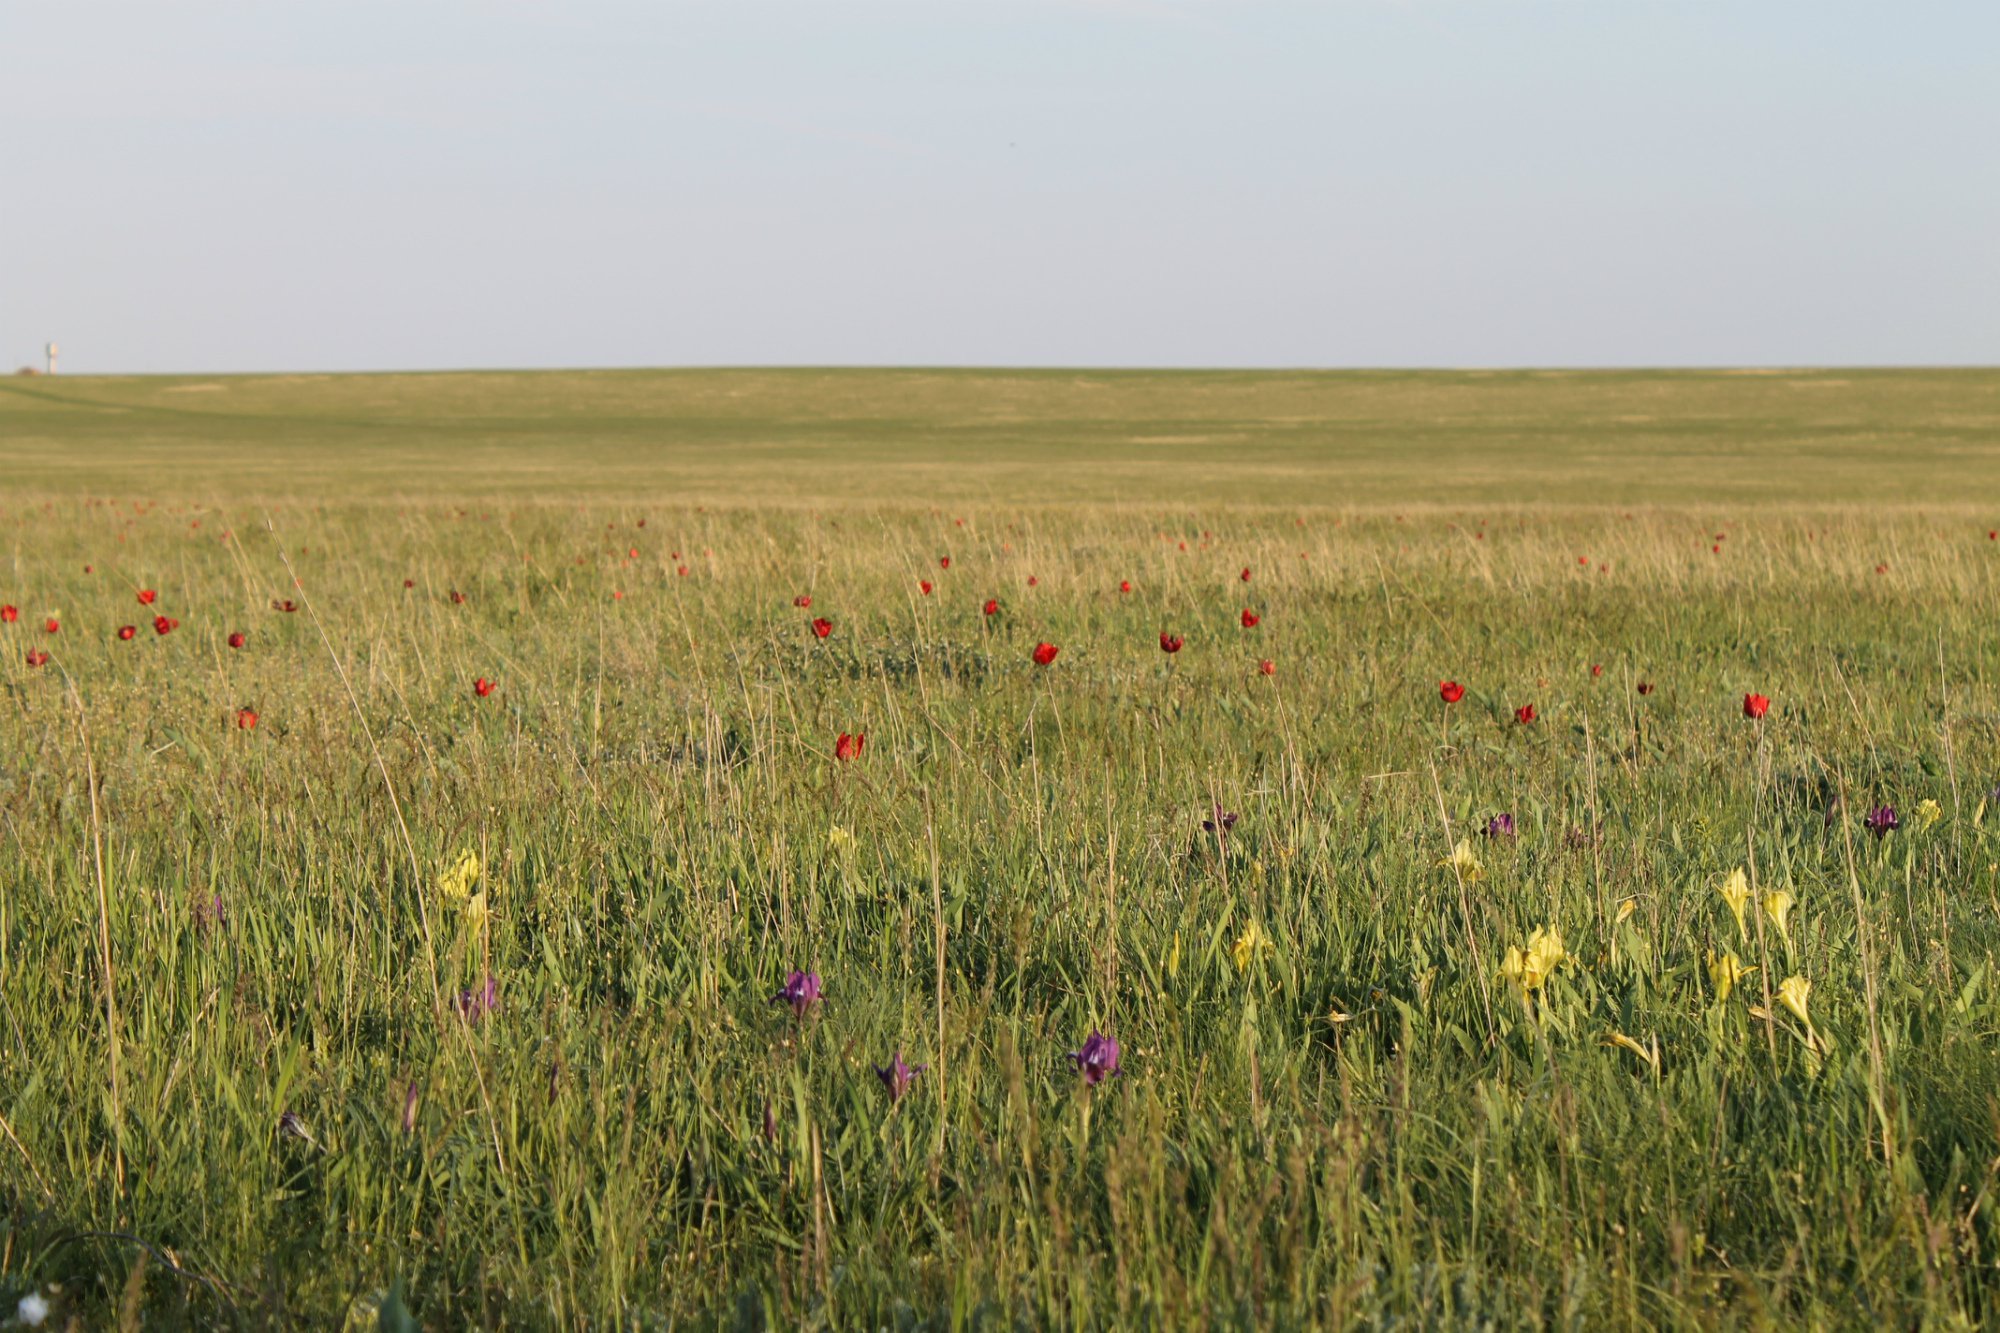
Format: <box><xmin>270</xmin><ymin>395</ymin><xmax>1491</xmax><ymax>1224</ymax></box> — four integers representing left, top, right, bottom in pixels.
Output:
<box><xmin>45</xmin><ymin>342</ymin><xmax>57</xmax><ymax>375</ymax></box>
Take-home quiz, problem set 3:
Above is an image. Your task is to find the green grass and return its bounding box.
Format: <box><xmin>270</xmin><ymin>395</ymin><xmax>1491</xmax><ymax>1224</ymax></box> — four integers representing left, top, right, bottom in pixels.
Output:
<box><xmin>3</xmin><ymin>368</ymin><xmax>1999</xmax><ymax>1328</ymax></box>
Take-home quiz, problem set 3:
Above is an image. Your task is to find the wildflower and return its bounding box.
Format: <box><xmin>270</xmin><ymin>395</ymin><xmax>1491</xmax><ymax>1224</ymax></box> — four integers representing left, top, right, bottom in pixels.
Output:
<box><xmin>1440</xmin><ymin>838</ymin><xmax>1484</xmax><ymax>882</ymax></box>
<box><xmin>875</xmin><ymin>1053</ymin><xmax>927</xmax><ymax>1104</ymax></box>
<box><xmin>1119</xmin><ymin>580</ymin><xmax>1132</xmax><ymax>594</ymax></box>
<box><xmin>437</xmin><ymin>849</ymin><xmax>482</xmax><ymax>903</ymax></box>
<box><xmin>1202</xmin><ymin>806</ymin><xmax>1238</xmax><ymax>835</ymax></box>
<box><xmin>448</xmin><ymin>590</ymin><xmax>466</xmax><ymax>605</ymax></box>
<box><xmin>919</xmin><ymin>579</ymin><xmax>933</xmax><ymax>595</ymax></box>
<box><xmin>228</xmin><ymin>631</ymin><xmax>245</xmax><ymax>648</ymax></box>
<box><xmin>793</xmin><ymin>594</ymin><xmax>812</xmax><ymax>608</ymax></box>
<box><xmin>983</xmin><ymin>598</ymin><xmax>1000</xmax><ymax>616</ymax></box>
<box><xmin>1439</xmin><ymin>680</ymin><xmax>1465</xmax><ymax>704</ymax></box>
<box><xmin>827</xmin><ymin>825</ymin><xmax>855</xmax><ymax>850</ymax></box>
<box><xmin>1761</xmin><ymin>889</ymin><xmax>1794</xmax><ymax>943</ymax></box>
<box><xmin>1864</xmin><ymin>805</ymin><xmax>1899</xmax><ymax>838</ymax></box>
<box><xmin>137</xmin><ymin>588</ymin><xmax>157</xmax><ymax>605</ymax></box>
<box><xmin>0</xmin><ymin>605</ymin><xmax>15</xmax><ymax>623</ymax></box>
<box><xmin>401</xmin><ymin>1082</ymin><xmax>421</xmax><ymax>1133</ymax></box>
<box><xmin>938</xmin><ymin>556</ymin><xmax>950</xmax><ymax>570</ymax></box>
<box><xmin>1514</xmin><ymin>703</ymin><xmax>1537</xmax><ymax>725</ymax></box>
<box><xmin>1601</xmin><ymin>1030</ymin><xmax>1658</xmax><ymax>1070</ymax></box>
<box><xmin>1590</xmin><ymin>663</ymin><xmax>1604</xmax><ymax>677</ymax></box>
<box><xmin>1914</xmin><ymin>799</ymin><xmax>1942</xmax><ymax>832</ymax></box>
<box><xmin>1240</xmin><ymin>567</ymin><xmax>1252</xmax><ymax>582</ymax></box>
<box><xmin>1067</xmin><ymin>1031</ymin><xmax>1122</xmax><ymax>1086</ymax></box>
<box><xmin>1615</xmin><ymin>897</ymin><xmax>1637</xmax><ymax>925</ymax></box>
<box><xmin>462</xmin><ymin>890</ymin><xmax>490</xmax><ymax>933</ymax></box>
<box><xmin>1027</xmin><ymin>575</ymin><xmax>1039</xmax><ymax>587</ymax></box>
<box><xmin>1481</xmin><ymin>813</ymin><xmax>1516</xmax><ymax>840</ymax></box>
<box><xmin>1707</xmin><ymin>950</ymin><xmax>1753</xmax><ymax>1002</ymax></box>
<box><xmin>773</xmin><ymin>970</ymin><xmax>822</xmax><ymax>1020</ymax></box>
<box><xmin>454</xmin><ymin>975</ymin><xmax>499</xmax><ymax>1023</ymax></box>
<box><xmin>1637</xmin><ymin>681</ymin><xmax>1655</xmax><ymax>696</ymax></box>
<box><xmin>43</xmin><ymin>618</ymin><xmax>59</xmax><ymax>634</ymax></box>
<box><xmin>1032</xmin><ymin>642</ymin><xmax>1060</xmax><ymax>666</ymax></box>
<box><xmin>811</xmin><ymin>617</ymin><xmax>833</xmax><ymax>639</ymax></box>
<box><xmin>24</xmin><ymin>649</ymin><xmax>48</xmax><ymax>667</ymax></box>
<box><xmin>153</xmin><ymin>614</ymin><xmax>178</xmax><ymax>635</ymax></box>
<box><xmin>1159</xmin><ymin>631</ymin><xmax>1184</xmax><ymax>654</ymax></box>
<box><xmin>1742</xmin><ymin>693</ymin><xmax>1770</xmax><ymax>720</ymax></box>
<box><xmin>1499</xmin><ymin>925</ymin><xmax>1566</xmax><ymax>994</ymax></box>
<box><xmin>236</xmin><ymin>707</ymin><xmax>259</xmax><ymax>730</ymax></box>
<box><xmin>1241</xmin><ymin>609</ymin><xmax>1260</xmax><ymax>628</ymax></box>
<box><xmin>1231</xmin><ymin>920</ymin><xmax>1273</xmax><ymax>972</ymax></box>
<box><xmin>1717</xmin><ymin>868</ymin><xmax>1751</xmax><ymax>937</ymax></box>
<box><xmin>474</xmin><ymin>677</ymin><xmax>495</xmax><ymax>698</ymax></box>
<box><xmin>273</xmin><ymin>599</ymin><xmax>298</xmax><ymax>613</ymax></box>
<box><xmin>118</xmin><ymin>624</ymin><xmax>137</xmax><ymax>640</ymax></box>
<box><xmin>1777</xmin><ymin>975</ymin><xmax>1814</xmax><ymax>1032</ymax></box>
<box><xmin>1259</xmin><ymin>659</ymin><xmax>1276</xmax><ymax>676</ymax></box>
<box><xmin>834</xmin><ymin>732</ymin><xmax>865</xmax><ymax>761</ymax></box>
<box><xmin>16</xmin><ymin>1291</ymin><xmax>49</xmax><ymax>1326</ymax></box>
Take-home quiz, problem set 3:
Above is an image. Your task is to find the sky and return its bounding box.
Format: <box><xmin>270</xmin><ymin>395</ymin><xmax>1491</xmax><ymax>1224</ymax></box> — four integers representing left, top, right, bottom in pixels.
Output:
<box><xmin>3</xmin><ymin>1</ymin><xmax>1996</xmax><ymax>373</ymax></box>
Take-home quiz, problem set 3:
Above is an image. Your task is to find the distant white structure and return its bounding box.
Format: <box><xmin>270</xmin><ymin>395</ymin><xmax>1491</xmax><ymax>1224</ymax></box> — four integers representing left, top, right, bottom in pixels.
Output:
<box><xmin>44</xmin><ymin>343</ymin><xmax>57</xmax><ymax>375</ymax></box>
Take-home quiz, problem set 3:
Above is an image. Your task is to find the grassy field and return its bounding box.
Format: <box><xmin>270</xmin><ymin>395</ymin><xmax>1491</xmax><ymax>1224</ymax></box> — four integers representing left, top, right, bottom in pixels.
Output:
<box><xmin>2</xmin><ymin>368</ymin><xmax>1999</xmax><ymax>1328</ymax></box>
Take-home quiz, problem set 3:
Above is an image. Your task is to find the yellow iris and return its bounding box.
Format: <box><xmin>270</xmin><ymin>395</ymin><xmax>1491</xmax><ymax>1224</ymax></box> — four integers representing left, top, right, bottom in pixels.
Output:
<box><xmin>827</xmin><ymin>825</ymin><xmax>855</xmax><ymax>850</ymax></box>
<box><xmin>1778</xmin><ymin>975</ymin><xmax>1812</xmax><ymax>1028</ymax></box>
<box><xmin>1915</xmin><ymin>799</ymin><xmax>1942</xmax><ymax>832</ymax></box>
<box><xmin>437</xmin><ymin>849</ymin><xmax>481</xmax><ymax>903</ymax></box>
<box><xmin>1440</xmin><ymin>839</ymin><xmax>1485</xmax><ymax>883</ymax></box>
<box><xmin>1500</xmin><ymin>925</ymin><xmax>1566</xmax><ymax>994</ymax></box>
<box><xmin>1761</xmin><ymin>889</ymin><xmax>1794</xmax><ymax>944</ymax></box>
<box><xmin>1232</xmin><ymin>920</ymin><xmax>1274</xmax><ymax>973</ymax></box>
<box><xmin>1717</xmin><ymin>868</ymin><xmax>1751</xmax><ymax>938</ymax></box>
<box><xmin>1706</xmin><ymin>950</ymin><xmax>1753</xmax><ymax>1003</ymax></box>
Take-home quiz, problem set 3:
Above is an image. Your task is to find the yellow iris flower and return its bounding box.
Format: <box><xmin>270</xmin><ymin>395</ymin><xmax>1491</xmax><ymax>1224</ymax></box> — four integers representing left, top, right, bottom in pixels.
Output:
<box><xmin>437</xmin><ymin>849</ymin><xmax>481</xmax><ymax>903</ymax></box>
<box><xmin>1500</xmin><ymin>925</ymin><xmax>1566</xmax><ymax>994</ymax></box>
<box><xmin>1706</xmin><ymin>950</ymin><xmax>1754</xmax><ymax>1003</ymax></box>
<box><xmin>1761</xmin><ymin>889</ymin><xmax>1794</xmax><ymax>944</ymax></box>
<box><xmin>1717</xmin><ymin>868</ymin><xmax>1751</xmax><ymax>938</ymax></box>
<box><xmin>1232</xmin><ymin>920</ymin><xmax>1274</xmax><ymax>973</ymax></box>
<box><xmin>1440</xmin><ymin>839</ymin><xmax>1485</xmax><ymax>883</ymax></box>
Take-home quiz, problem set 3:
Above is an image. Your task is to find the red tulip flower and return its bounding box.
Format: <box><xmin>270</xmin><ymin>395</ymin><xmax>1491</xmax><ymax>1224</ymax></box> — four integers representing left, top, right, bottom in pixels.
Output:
<box><xmin>1032</xmin><ymin>642</ymin><xmax>1060</xmax><ymax>666</ymax></box>
<box><xmin>403</xmin><ymin>579</ymin><xmax>416</xmax><ymax>589</ymax></box>
<box><xmin>44</xmin><ymin>618</ymin><xmax>59</xmax><ymax>634</ymax></box>
<box><xmin>153</xmin><ymin>615</ymin><xmax>177</xmax><ymax>636</ymax></box>
<box><xmin>1119</xmin><ymin>581</ymin><xmax>1132</xmax><ymax>594</ymax></box>
<box><xmin>983</xmin><ymin>599</ymin><xmax>1000</xmax><ymax>617</ymax></box>
<box><xmin>793</xmin><ymin>595</ymin><xmax>812</xmax><ymax>608</ymax></box>
<box><xmin>1027</xmin><ymin>576</ymin><xmax>1039</xmax><ymax>587</ymax></box>
<box><xmin>1637</xmin><ymin>681</ymin><xmax>1655</xmax><ymax>696</ymax></box>
<box><xmin>0</xmin><ymin>605</ymin><xmax>16</xmax><ymax>623</ymax></box>
<box><xmin>137</xmin><ymin>588</ymin><xmax>157</xmax><ymax>605</ymax></box>
<box><xmin>1515</xmin><ymin>703</ymin><xmax>1537</xmax><ymax>725</ymax></box>
<box><xmin>117</xmin><ymin>625</ymin><xmax>137</xmax><ymax>641</ymax></box>
<box><xmin>1742</xmin><ymin>693</ymin><xmax>1770</xmax><ymax>720</ymax></box>
<box><xmin>834</xmin><ymin>732</ymin><xmax>865</xmax><ymax>761</ymax></box>
<box><xmin>1259</xmin><ymin>659</ymin><xmax>1276</xmax><ymax>676</ymax></box>
<box><xmin>811</xmin><ymin>617</ymin><xmax>833</xmax><ymax>640</ymax></box>
<box><xmin>1240</xmin><ymin>609</ymin><xmax>1260</xmax><ymax>629</ymax></box>
<box><xmin>474</xmin><ymin>677</ymin><xmax>495</xmax><ymax>698</ymax></box>
<box><xmin>1590</xmin><ymin>663</ymin><xmax>1604</xmax><ymax>678</ymax></box>
<box><xmin>676</xmin><ymin>565</ymin><xmax>690</xmax><ymax>577</ymax></box>
<box><xmin>1439</xmin><ymin>680</ymin><xmax>1466</xmax><ymax>704</ymax></box>
<box><xmin>236</xmin><ymin>708</ymin><xmax>259</xmax><ymax>730</ymax></box>
<box><xmin>938</xmin><ymin>556</ymin><xmax>950</xmax><ymax>570</ymax></box>
<box><xmin>25</xmin><ymin>649</ymin><xmax>48</xmax><ymax>667</ymax></box>
<box><xmin>919</xmin><ymin>580</ymin><xmax>933</xmax><ymax>595</ymax></box>
<box><xmin>1240</xmin><ymin>567</ymin><xmax>1252</xmax><ymax>582</ymax></box>
<box><xmin>449</xmin><ymin>590</ymin><xmax>467</xmax><ymax>605</ymax></box>
<box><xmin>273</xmin><ymin>599</ymin><xmax>298</xmax><ymax>613</ymax></box>
<box><xmin>228</xmin><ymin>632</ymin><xmax>246</xmax><ymax>649</ymax></box>
<box><xmin>1159</xmin><ymin>631</ymin><xmax>1184</xmax><ymax>654</ymax></box>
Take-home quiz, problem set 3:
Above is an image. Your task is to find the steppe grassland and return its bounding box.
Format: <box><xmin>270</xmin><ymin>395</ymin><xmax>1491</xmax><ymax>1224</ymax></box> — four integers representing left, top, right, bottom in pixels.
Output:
<box><xmin>1</xmin><ymin>368</ymin><xmax>1998</xmax><ymax>1327</ymax></box>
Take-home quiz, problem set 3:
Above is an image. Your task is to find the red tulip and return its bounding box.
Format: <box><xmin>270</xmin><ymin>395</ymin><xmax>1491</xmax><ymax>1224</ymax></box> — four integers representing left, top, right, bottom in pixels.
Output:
<box><xmin>228</xmin><ymin>632</ymin><xmax>245</xmax><ymax>649</ymax></box>
<box><xmin>474</xmin><ymin>677</ymin><xmax>496</xmax><ymax>698</ymax></box>
<box><xmin>1439</xmin><ymin>680</ymin><xmax>1465</xmax><ymax>704</ymax></box>
<box><xmin>938</xmin><ymin>556</ymin><xmax>950</xmax><ymax>570</ymax></box>
<box><xmin>273</xmin><ymin>599</ymin><xmax>298</xmax><ymax>613</ymax></box>
<box><xmin>1240</xmin><ymin>609</ymin><xmax>1260</xmax><ymax>629</ymax></box>
<box><xmin>1119</xmin><ymin>581</ymin><xmax>1132</xmax><ymax>594</ymax></box>
<box><xmin>1240</xmin><ymin>568</ymin><xmax>1252</xmax><ymax>582</ymax></box>
<box><xmin>628</xmin><ymin>547</ymin><xmax>639</xmax><ymax>559</ymax></box>
<box><xmin>117</xmin><ymin>625</ymin><xmax>137</xmax><ymax>641</ymax></box>
<box><xmin>236</xmin><ymin>708</ymin><xmax>259</xmax><ymax>730</ymax></box>
<box><xmin>1032</xmin><ymin>642</ymin><xmax>1060</xmax><ymax>666</ymax></box>
<box><xmin>919</xmin><ymin>580</ymin><xmax>933</xmax><ymax>596</ymax></box>
<box><xmin>153</xmin><ymin>615</ymin><xmax>177</xmax><ymax>636</ymax></box>
<box><xmin>403</xmin><ymin>579</ymin><xmax>416</xmax><ymax>589</ymax></box>
<box><xmin>1027</xmin><ymin>576</ymin><xmax>1039</xmax><ymax>587</ymax></box>
<box><xmin>793</xmin><ymin>595</ymin><xmax>812</xmax><ymax>608</ymax></box>
<box><xmin>1159</xmin><ymin>631</ymin><xmax>1184</xmax><ymax>654</ymax></box>
<box><xmin>24</xmin><ymin>649</ymin><xmax>48</xmax><ymax>667</ymax></box>
<box><xmin>1637</xmin><ymin>681</ymin><xmax>1655</xmax><ymax>696</ymax></box>
<box><xmin>676</xmin><ymin>565</ymin><xmax>690</xmax><ymax>577</ymax></box>
<box><xmin>1515</xmin><ymin>704</ymin><xmax>1537</xmax><ymax>725</ymax></box>
<box><xmin>44</xmin><ymin>618</ymin><xmax>59</xmax><ymax>634</ymax></box>
<box><xmin>811</xmin><ymin>617</ymin><xmax>833</xmax><ymax>639</ymax></box>
<box><xmin>1742</xmin><ymin>693</ymin><xmax>1770</xmax><ymax>720</ymax></box>
<box><xmin>1590</xmin><ymin>663</ymin><xmax>1604</xmax><ymax>677</ymax></box>
<box><xmin>1259</xmin><ymin>659</ymin><xmax>1276</xmax><ymax>676</ymax></box>
<box><xmin>834</xmin><ymin>732</ymin><xmax>865</xmax><ymax>761</ymax></box>
<box><xmin>1989</xmin><ymin>531</ymin><xmax>1997</xmax><ymax>541</ymax></box>
<box><xmin>0</xmin><ymin>605</ymin><xmax>15</xmax><ymax>623</ymax></box>
<box><xmin>983</xmin><ymin>599</ymin><xmax>1000</xmax><ymax>617</ymax></box>
<box><xmin>450</xmin><ymin>590</ymin><xmax>467</xmax><ymax>605</ymax></box>
<box><xmin>137</xmin><ymin>588</ymin><xmax>157</xmax><ymax>605</ymax></box>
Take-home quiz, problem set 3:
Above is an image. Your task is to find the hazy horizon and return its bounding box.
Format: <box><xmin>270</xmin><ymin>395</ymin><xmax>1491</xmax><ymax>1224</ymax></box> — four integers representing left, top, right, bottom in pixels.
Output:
<box><xmin>6</xmin><ymin>1</ymin><xmax>1996</xmax><ymax>375</ymax></box>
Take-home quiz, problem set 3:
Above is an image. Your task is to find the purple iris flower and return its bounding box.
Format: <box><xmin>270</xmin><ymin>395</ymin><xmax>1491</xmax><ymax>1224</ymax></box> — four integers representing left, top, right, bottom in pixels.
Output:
<box><xmin>454</xmin><ymin>975</ymin><xmax>499</xmax><ymax>1023</ymax></box>
<box><xmin>1482</xmin><ymin>813</ymin><xmax>1516</xmax><ymax>840</ymax></box>
<box><xmin>1202</xmin><ymin>807</ymin><xmax>1239</xmax><ymax>835</ymax></box>
<box><xmin>193</xmin><ymin>893</ymin><xmax>226</xmax><ymax>934</ymax></box>
<box><xmin>1067</xmin><ymin>1031</ymin><xmax>1123</xmax><ymax>1086</ymax></box>
<box><xmin>773</xmin><ymin>970</ymin><xmax>822</xmax><ymax>1019</ymax></box>
<box><xmin>1864</xmin><ymin>805</ymin><xmax>1899</xmax><ymax>838</ymax></box>
<box><xmin>874</xmin><ymin>1053</ymin><xmax>927</xmax><ymax>1104</ymax></box>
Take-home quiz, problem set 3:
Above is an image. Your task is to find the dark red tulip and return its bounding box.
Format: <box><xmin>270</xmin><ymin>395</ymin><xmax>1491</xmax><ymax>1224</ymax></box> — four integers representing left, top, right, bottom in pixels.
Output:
<box><xmin>983</xmin><ymin>599</ymin><xmax>1000</xmax><ymax>617</ymax></box>
<box><xmin>1240</xmin><ymin>609</ymin><xmax>1260</xmax><ymax>629</ymax></box>
<box><xmin>25</xmin><ymin>649</ymin><xmax>48</xmax><ymax>667</ymax></box>
<box><xmin>1590</xmin><ymin>663</ymin><xmax>1604</xmax><ymax>677</ymax></box>
<box><xmin>938</xmin><ymin>556</ymin><xmax>950</xmax><ymax>570</ymax></box>
<box><xmin>793</xmin><ymin>595</ymin><xmax>812</xmax><ymax>608</ymax></box>
<box><xmin>1119</xmin><ymin>581</ymin><xmax>1132</xmax><ymax>594</ymax></box>
<box><xmin>449</xmin><ymin>590</ymin><xmax>467</xmax><ymax>605</ymax></box>
<box><xmin>834</xmin><ymin>732</ymin><xmax>865</xmax><ymax>761</ymax></box>
<box><xmin>474</xmin><ymin>677</ymin><xmax>495</xmax><ymax>698</ymax></box>
<box><xmin>403</xmin><ymin>578</ymin><xmax>415</xmax><ymax>589</ymax></box>
<box><xmin>919</xmin><ymin>580</ymin><xmax>933</xmax><ymax>595</ymax></box>
<box><xmin>1032</xmin><ymin>642</ymin><xmax>1060</xmax><ymax>666</ymax></box>
<box><xmin>228</xmin><ymin>632</ymin><xmax>245</xmax><ymax>649</ymax></box>
<box><xmin>236</xmin><ymin>708</ymin><xmax>259</xmax><ymax>730</ymax></box>
<box><xmin>153</xmin><ymin>615</ymin><xmax>177</xmax><ymax>636</ymax></box>
<box><xmin>44</xmin><ymin>618</ymin><xmax>59</xmax><ymax>634</ymax></box>
<box><xmin>1742</xmin><ymin>693</ymin><xmax>1770</xmax><ymax>720</ymax></box>
<box><xmin>1515</xmin><ymin>703</ymin><xmax>1537</xmax><ymax>725</ymax></box>
<box><xmin>272</xmin><ymin>599</ymin><xmax>298</xmax><ymax>613</ymax></box>
<box><xmin>1259</xmin><ymin>659</ymin><xmax>1276</xmax><ymax>676</ymax></box>
<box><xmin>811</xmin><ymin>617</ymin><xmax>833</xmax><ymax>640</ymax></box>
<box><xmin>676</xmin><ymin>565</ymin><xmax>689</xmax><ymax>577</ymax></box>
<box><xmin>1637</xmin><ymin>681</ymin><xmax>1655</xmax><ymax>696</ymax></box>
<box><xmin>1439</xmin><ymin>680</ymin><xmax>1465</xmax><ymax>704</ymax></box>
<box><xmin>137</xmin><ymin>588</ymin><xmax>157</xmax><ymax>605</ymax></box>
<box><xmin>1159</xmin><ymin>631</ymin><xmax>1184</xmax><ymax>654</ymax></box>
<box><xmin>0</xmin><ymin>605</ymin><xmax>15</xmax><ymax>623</ymax></box>
<box><xmin>1027</xmin><ymin>576</ymin><xmax>1039</xmax><ymax>587</ymax></box>
<box><xmin>117</xmin><ymin>625</ymin><xmax>137</xmax><ymax>641</ymax></box>
<box><xmin>1240</xmin><ymin>568</ymin><xmax>1252</xmax><ymax>582</ymax></box>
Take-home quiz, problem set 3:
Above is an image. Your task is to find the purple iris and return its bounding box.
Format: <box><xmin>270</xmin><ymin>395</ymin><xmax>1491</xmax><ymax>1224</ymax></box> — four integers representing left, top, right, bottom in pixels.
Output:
<box><xmin>1864</xmin><ymin>805</ymin><xmax>1899</xmax><ymax>838</ymax></box>
<box><xmin>874</xmin><ymin>1053</ymin><xmax>927</xmax><ymax>1104</ymax></box>
<box><xmin>773</xmin><ymin>970</ymin><xmax>822</xmax><ymax>1019</ymax></box>
<box><xmin>1482</xmin><ymin>813</ymin><xmax>1516</xmax><ymax>840</ymax></box>
<box><xmin>454</xmin><ymin>975</ymin><xmax>499</xmax><ymax>1023</ymax></box>
<box><xmin>1202</xmin><ymin>806</ymin><xmax>1239</xmax><ymax>835</ymax></box>
<box><xmin>1067</xmin><ymin>1031</ymin><xmax>1123</xmax><ymax>1086</ymax></box>
<box><xmin>193</xmin><ymin>893</ymin><xmax>226</xmax><ymax>934</ymax></box>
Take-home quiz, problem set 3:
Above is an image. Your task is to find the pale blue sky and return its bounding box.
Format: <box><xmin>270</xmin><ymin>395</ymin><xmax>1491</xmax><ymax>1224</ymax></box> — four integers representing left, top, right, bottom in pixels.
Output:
<box><xmin>4</xmin><ymin>1</ymin><xmax>1995</xmax><ymax>372</ymax></box>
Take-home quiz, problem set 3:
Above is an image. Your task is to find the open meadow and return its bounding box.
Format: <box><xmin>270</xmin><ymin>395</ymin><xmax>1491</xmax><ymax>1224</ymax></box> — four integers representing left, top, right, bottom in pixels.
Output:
<box><xmin>3</xmin><ymin>367</ymin><xmax>2000</xmax><ymax>1328</ymax></box>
